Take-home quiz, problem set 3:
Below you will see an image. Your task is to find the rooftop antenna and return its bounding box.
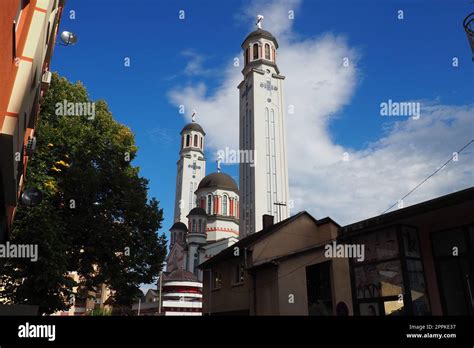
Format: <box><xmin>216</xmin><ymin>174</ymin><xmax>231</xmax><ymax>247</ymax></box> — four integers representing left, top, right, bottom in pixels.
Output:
<box><xmin>191</xmin><ymin>109</ymin><xmax>197</xmax><ymax>122</ymax></box>
<box><xmin>256</xmin><ymin>15</ymin><xmax>264</xmax><ymax>29</ymax></box>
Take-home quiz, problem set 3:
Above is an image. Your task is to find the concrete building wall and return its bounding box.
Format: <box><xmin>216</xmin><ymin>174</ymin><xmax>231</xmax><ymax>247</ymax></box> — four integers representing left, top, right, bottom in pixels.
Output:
<box><xmin>202</xmin><ymin>257</ymin><xmax>252</xmax><ymax>315</ymax></box>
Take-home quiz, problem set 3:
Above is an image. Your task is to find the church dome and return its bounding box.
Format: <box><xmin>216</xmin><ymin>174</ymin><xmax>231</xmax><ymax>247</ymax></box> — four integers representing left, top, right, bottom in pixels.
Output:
<box><xmin>163</xmin><ymin>269</ymin><xmax>198</xmax><ymax>282</ymax></box>
<box><xmin>242</xmin><ymin>28</ymin><xmax>279</xmax><ymax>48</ymax></box>
<box><xmin>197</xmin><ymin>172</ymin><xmax>238</xmax><ymax>193</ymax></box>
<box><xmin>188</xmin><ymin>207</ymin><xmax>207</xmax><ymax>216</ymax></box>
<box><xmin>170</xmin><ymin>221</ymin><xmax>188</xmax><ymax>231</ymax></box>
<box><xmin>181</xmin><ymin>122</ymin><xmax>206</xmax><ymax>135</ymax></box>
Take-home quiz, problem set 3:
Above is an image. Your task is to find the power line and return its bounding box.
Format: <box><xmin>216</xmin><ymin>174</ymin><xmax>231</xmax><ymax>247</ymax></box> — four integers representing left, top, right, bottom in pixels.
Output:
<box><xmin>381</xmin><ymin>139</ymin><xmax>474</xmax><ymax>215</ymax></box>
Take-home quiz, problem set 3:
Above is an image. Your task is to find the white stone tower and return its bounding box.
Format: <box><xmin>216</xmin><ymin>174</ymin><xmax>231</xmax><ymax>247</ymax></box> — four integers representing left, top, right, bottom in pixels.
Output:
<box><xmin>186</xmin><ymin>207</ymin><xmax>207</xmax><ymax>281</ymax></box>
<box><xmin>238</xmin><ymin>16</ymin><xmax>290</xmax><ymax>237</ymax></box>
<box><xmin>173</xmin><ymin>114</ymin><xmax>207</xmax><ymax>225</ymax></box>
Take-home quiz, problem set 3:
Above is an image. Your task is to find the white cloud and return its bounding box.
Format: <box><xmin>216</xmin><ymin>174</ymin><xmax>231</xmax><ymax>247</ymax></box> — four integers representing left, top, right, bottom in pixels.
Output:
<box><xmin>168</xmin><ymin>0</ymin><xmax>474</xmax><ymax>225</ymax></box>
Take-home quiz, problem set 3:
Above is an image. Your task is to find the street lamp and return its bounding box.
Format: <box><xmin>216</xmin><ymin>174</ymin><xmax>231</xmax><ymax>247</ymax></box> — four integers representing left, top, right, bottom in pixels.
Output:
<box><xmin>464</xmin><ymin>12</ymin><xmax>474</xmax><ymax>61</ymax></box>
<box><xmin>59</xmin><ymin>31</ymin><xmax>78</xmax><ymax>46</ymax></box>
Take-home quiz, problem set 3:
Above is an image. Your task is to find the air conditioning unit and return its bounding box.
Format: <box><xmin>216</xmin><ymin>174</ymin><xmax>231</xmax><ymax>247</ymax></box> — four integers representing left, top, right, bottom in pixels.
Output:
<box><xmin>25</xmin><ymin>137</ymin><xmax>36</xmax><ymax>156</ymax></box>
<box><xmin>42</xmin><ymin>70</ymin><xmax>52</xmax><ymax>84</ymax></box>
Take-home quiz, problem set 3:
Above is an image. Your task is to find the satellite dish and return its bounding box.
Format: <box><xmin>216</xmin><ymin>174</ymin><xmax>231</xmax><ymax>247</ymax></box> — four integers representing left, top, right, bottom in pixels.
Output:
<box><xmin>21</xmin><ymin>187</ymin><xmax>43</xmax><ymax>207</ymax></box>
<box><xmin>60</xmin><ymin>31</ymin><xmax>78</xmax><ymax>46</ymax></box>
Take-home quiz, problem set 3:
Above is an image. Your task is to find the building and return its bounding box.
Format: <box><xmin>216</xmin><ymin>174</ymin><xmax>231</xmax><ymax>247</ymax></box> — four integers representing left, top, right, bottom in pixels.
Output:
<box><xmin>238</xmin><ymin>18</ymin><xmax>290</xmax><ymax>237</ymax></box>
<box><xmin>0</xmin><ymin>0</ymin><xmax>65</xmax><ymax>241</ymax></box>
<box><xmin>160</xmin><ymin>269</ymin><xmax>203</xmax><ymax>316</ymax></box>
<box><xmin>340</xmin><ymin>187</ymin><xmax>474</xmax><ymax>316</ymax></box>
<box><xmin>164</xmin><ymin>117</ymin><xmax>241</xmax><ymax>315</ymax></box>
<box><xmin>52</xmin><ymin>271</ymin><xmax>114</xmax><ymax>316</ymax></box>
<box><xmin>131</xmin><ymin>289</ymin><xmax>159</xmax><ymax>316</ymax></box>
<box><xmin>173</xmin><ymin>117</ymin><xmax>207</xmax><ymax>225</ymax></box>
<box><xmin>199</xmin><ymin>212</ymin><xmax>353</xmax><ymax>315</ymax></box>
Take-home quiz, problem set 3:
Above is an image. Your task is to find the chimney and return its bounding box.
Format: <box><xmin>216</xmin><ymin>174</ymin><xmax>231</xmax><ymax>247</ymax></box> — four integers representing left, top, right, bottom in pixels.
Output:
<box><xmin>262</xmin><ymin>214</ymin><xmax>274</xmax><ymax>229</ymax></box>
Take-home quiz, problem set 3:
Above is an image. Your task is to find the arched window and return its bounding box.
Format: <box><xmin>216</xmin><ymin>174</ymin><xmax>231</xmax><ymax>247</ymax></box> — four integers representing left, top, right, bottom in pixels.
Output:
<box><xmin>186</xmin><ymin>134</ymin><xmax>190</xmax><ymax>146</ymax></box>
<box><xmin>194</xmin><ymin>134</ymin><xmax>198</xmax><ymax>147</ymax></box>
<box><xmin>192</xmin><ymin>219</ymin><xmax>196</xmax><ymax>233</ymax></box>
<box><xmin>245</xmin><ymin>48</ymin><xmax>249</xmax><ymax>65</ymax></box>
<box><xmin>200</xmin><ymin>137</ymin><xmax>203</xmax><ymax>149</ymax></box>
<box><xmin>253</xmin><ymin>43</ymin><xmax>259</xmax><ymax>60</ymax></box>
<box><xmin>265</xmin><ymin>44</ymin><xmax>270</xmax><ymax>60</ymax></box>
<box><xmin>222</xmin><ymin>195</ymin><xmax>228</xmax><ymax>215</ymax></box>
<box><xmin>207</xmin><ymin>195</ymin><xmax>212</xmax><ymax>215</ymax></box>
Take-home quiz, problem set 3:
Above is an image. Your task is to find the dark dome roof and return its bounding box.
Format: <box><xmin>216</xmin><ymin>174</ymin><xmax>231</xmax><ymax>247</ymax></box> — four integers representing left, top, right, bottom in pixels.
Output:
<box><xmin>197</xmin><ymin>172</ymin><xmax>238</xmax><ymax>193</ymax></box>
<box><xmin>188</xmin><ymin>207</ymin><xmax>207</xmax><ymax>217</ymax></box>
<box><xmin>163</xmin><ymin>269</ymin><xmax>198</xmax><ymax>282</ymax></box>
<box><xmin>242</xmin><ymin>28</ymin><xmax>279</xmax><ymax>48</ymax></box>
<box><xmin>170</xmin><ymin>222</ymin><xmax>188</xmax><ymax>231</ymax></box>
<box><xmin>181</xmin><ymin>122</ymin><xmax>205</xmax><ymax>135</ymax></box>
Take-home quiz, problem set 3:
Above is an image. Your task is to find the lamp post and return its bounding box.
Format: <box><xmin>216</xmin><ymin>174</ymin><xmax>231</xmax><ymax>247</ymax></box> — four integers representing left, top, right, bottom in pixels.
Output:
<box><xmin>464</xmin><ymin>11</ymin><xmax>474</xmax><ymax>61</ymax></box>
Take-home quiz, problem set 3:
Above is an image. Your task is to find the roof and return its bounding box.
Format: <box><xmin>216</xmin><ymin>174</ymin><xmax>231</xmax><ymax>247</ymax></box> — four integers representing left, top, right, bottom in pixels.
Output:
<box><xmin>170</xmin><ymin>222</ymin><xmax>188</xmax><ymax>231</ymax></box>
<box><xmin>197</xmin><ymin>172</ymin><xmax>238</xmax><ymax>193</ymax></box>
<box><xmin>199</xmin><ymin>211</ymin><xmax>337</xmax><ymax>269</ymax></box>
<box><xmin>180</xmin><ymin>122</ymin><xmax>205</xmax><ymax>135</ymax></box>
<box><xmin>188</xmin><ymin>207</ymin><xmax>207</xmax><ymax>217</ymax></box>
<box><xmin>162</xmin><ymin>269</ymin><xmax>198</xmax><ymax>282</ymax></box>
<box><xmin>341</xmin><ymin>187</ymin><xmax>474</xmax><ymax>236</ymax></box>
<box><xmin>242</xmin><ymin>28</ymin><xmax>279</xmax><ymax>48</ymax></box>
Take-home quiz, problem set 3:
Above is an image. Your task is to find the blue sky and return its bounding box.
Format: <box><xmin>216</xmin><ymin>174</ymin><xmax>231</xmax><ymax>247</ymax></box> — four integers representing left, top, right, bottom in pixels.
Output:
<box><xmin>51</xmin><ymin>0</ymin><xmax>474</xmax><ymax>250</ymax></box>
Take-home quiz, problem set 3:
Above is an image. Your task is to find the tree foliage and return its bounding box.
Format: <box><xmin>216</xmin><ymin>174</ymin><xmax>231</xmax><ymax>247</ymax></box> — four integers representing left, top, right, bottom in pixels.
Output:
<box><xmin>0</xmin><ymin>73</ymin><xmax>167</xmax><ymax>314</ymax></box>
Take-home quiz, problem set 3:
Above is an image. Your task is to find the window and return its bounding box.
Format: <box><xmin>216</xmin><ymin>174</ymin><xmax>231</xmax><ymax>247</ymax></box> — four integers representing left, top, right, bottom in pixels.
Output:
<box><xmin>212</xmin><ymin>271</ymin><xmax>222</xmax><ymax>289</ymax></box>
<box><xmin>222</xmin><ymin>195</ymin><xmax>228</xmax><ymax>215</ymax></box>
<box><xmin>207</xmin><ymin>195</ymin><xmax>212</xmax><ymax>215</ymax></box>
<box><xmin>253</xmin><ymin>43</ymin><xmax>259</xmax><ymax>60</ymax></box>
<box><xmin>265</xmin><ymin>44</ymin><xmax>270</xmax><ymax>60</ymax></box>
<box><xmin>192</xmin><ymin>219</ymin><xmax>196</xmax><ymax>233</ymax></box>
<box><xmin>197</xmin><ymin>219</ymin><xmax>201</xmax><ymax>233</ymax></box>
<box><xmin>233</xmin><ymin>263</ymin><xmax>245</xmax><ymax>284</ymax></box>
<box><xmin>200</xmin><ymin>137</ymin><xmax>203</xmax><ymax>149</ymax></box>
<box><xmin>245</xmin><ymin>48</ymin><xmax>249</xmax><ymax>65</ymax></box>
<box><xmin>194</xmin><ymin>134</ymin><xmax>198</xmax><ymax>147</ymax></box>
<box><xmin>186</xmin><ymin>135</ymin><xmax>190</xmax><ymax>147</ymax></box>
<box><xmin>306</xmin><ymin>262</ymin><xmax>333</xmax><ymax>315</ymax></box>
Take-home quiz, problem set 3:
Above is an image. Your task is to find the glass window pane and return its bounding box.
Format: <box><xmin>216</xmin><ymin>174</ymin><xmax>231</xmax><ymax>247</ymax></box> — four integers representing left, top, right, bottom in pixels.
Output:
<box><xmin>354</xmin><ymin>261</ymin><xmax>404</xmax><ymax>299</ymax></box>
<box><xmin>359</xmin><ymin>302</ymin><xmax>379</xmax><ymax>316</ymax></box>
<box><xmin>384</xmin><ymin>300</ymin><xmax>404</xmax><ymax>315</ymax></box>
<box><xmin>402</xmin><ymin>226</ymin><xmax>420</xmax><ymax>258</ymax></box>
<box><xmin>352</xmin><ymin>227</ymin><xmax>399</xmax><ymax>263</ymax></box>
<box><xmin>407</xmin><ymin>260</ymin><xmax>431</xmax><ymax>315</ymax></box>
<box><xmin>432</xmin><ymin>229</ymin><xmax>466</xmax><ymax>257</ymax></box>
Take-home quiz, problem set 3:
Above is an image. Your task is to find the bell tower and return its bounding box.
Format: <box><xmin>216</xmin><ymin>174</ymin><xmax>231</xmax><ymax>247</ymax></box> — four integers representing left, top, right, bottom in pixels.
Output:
<box><xmin>174</xmin><ymin>112</ymin><xmax>207</xmax><ymax>225</ymax></box>
<box><xmin>238</xmin><ymin>16</ymin><xmax>290</xmax><ymax>237</ymax></box>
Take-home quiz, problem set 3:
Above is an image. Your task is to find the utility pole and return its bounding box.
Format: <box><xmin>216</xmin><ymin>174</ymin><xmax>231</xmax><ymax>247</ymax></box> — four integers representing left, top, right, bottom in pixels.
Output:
<box><xmin>157</xmin><ymin>269</ymin><xmax>163</xmax><ymax>315</ymax></box>
<box><xmin>137</xmin><ymin>297</ymin><xmax>141</xmax><ymax>316</ymax></box>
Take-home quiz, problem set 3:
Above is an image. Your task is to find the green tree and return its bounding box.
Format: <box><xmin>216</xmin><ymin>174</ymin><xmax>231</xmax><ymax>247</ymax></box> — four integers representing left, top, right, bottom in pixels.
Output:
<box><xmin>0</xmin><ymin>73</ymin><xmax>167</xmax><ymax>314</ymax></box>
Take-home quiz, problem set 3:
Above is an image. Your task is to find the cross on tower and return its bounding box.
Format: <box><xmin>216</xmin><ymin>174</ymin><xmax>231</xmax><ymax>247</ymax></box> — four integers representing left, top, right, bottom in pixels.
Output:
<box><xmin>188</xmin><ymin>161</ymin><xmax>201</xmax><ymax>174</ymax></box>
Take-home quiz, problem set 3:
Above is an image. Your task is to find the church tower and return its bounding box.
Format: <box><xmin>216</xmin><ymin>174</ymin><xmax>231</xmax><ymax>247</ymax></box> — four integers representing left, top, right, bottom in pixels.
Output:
<box><xmin>173</xmin><ymin>114</ymin><xmax>207</xmax><ymax>225</ymax></box>
<box><xmin>238</xmin><ymin>16</ymin><xmax>290</xmax><ymax>237</ymax></box>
